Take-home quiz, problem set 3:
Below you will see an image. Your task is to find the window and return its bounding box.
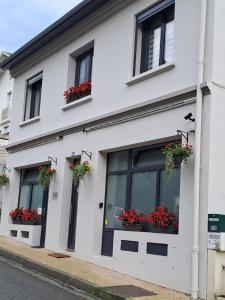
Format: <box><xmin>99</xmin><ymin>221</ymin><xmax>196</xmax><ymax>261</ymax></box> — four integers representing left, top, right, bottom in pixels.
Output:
<box><xmin>75</xmin><ymin>48</ymin><xmax>93</xmax><ymax>86</ymax></box>
<box><xmin>134</xmin><ymin>0</ymin><xmax>175</xmax><ymax>75</ymax></box>
<box><xmin>104</xmin><ymin>145</ymin><xmax>180</xmax><ymax>234</ymax></box>
<box><xmin>18</xmin><ymin>168</ymin><xmax>44</xmax><ymax>211</ymax></box>
<box><xmin>24</xmin><ymin>72</ymin><xmax>42</xmax><ymax>121</ymax></box>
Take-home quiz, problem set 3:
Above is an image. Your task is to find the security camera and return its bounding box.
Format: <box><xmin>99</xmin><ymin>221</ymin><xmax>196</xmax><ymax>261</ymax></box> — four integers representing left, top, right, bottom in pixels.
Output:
<box><xmin>184</xmin><ymin>112</ymin><xmax>195</xmax><ymax>122</ymax></box>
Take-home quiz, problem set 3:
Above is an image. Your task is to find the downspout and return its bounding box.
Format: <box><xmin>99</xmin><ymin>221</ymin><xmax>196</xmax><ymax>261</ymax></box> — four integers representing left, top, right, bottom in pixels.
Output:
<box><xmin>192</xmin><ymin>0</ymin><xmax>207</xmax><ymax>299</ymax></box>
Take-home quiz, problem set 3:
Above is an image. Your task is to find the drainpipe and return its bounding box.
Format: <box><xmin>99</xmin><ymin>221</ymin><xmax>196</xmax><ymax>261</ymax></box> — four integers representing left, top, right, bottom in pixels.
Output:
<box><xmin>191</xmin><ymin>0</ymin><xmax>207</xmax><ymax>299</ymax></box>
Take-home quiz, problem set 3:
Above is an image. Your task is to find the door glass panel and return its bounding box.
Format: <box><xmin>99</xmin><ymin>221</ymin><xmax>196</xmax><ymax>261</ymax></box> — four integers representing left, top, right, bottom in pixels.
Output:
<box><xmin>31</xmin><ymin>184</ymin><xmax>43</xmax><ymax>210</ymax></box>
<box><xmin>104</xmin><ymin>174</ymin><xmax>127</xmax><ymax>229</ymax></box>
<box><xmin>19</xmin><ymin>185</ymin><xmax>31</xmax><ymax>209</ymax></box>
<box><xmin>131</xmin><ymin>171</ymin><xmax>157</xmax><ymax>215</ymax></box>
<box><xmin>133</xmin><ymin>148</ymin><xmax>165</xmax><ymax>168</ymax></box>
<box><xmin>108</xmin><ymin>151</ymin><xmax>128</xmax><ymax>172</ymax></box>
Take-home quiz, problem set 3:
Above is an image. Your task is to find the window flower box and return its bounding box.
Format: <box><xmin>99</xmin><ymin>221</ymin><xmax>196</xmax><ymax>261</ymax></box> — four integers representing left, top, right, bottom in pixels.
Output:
<box><xmin>64</xmin><ymin>81</ymin><xmax>91</xmax><ymax>104</ymax></box>
<box><xmin>9</xmin><ymin>224</ymin><xmax>42</xmax><ymax>247</ymax></box>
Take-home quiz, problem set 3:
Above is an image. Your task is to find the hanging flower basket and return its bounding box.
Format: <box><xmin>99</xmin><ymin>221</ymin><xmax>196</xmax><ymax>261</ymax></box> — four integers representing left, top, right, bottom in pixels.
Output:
<box><xmin>148</xmin><ymin>207</ymin><xmax>175</xmax><ymax>231</ymax></box>
<box><xmin>119</xmin><ymin>209</ymin><xmax>146</xmax><ymax>231</ymax></box>
<box><xmin>162</xmin><ymin>143</ymin><xmax>193</xmax><ymax>178</ymax></box>
<box><xmin>37</xmin><ymin>166</ymin><xmax>56</xmax><ymax>187</ymax></box>
<box><xmin>69</xmin><ymin>161</ymin><xmax>91</xmax><ymax>185</ymax></box>
<box><xmin>64</xmin><ymin>81</ymin><xmax>91</xmax><ymax>104</ymax></box>
<box><xmin>0</xmin><ymin>173</ymin><xmax>9</xmax><ymax>189</ymax></box>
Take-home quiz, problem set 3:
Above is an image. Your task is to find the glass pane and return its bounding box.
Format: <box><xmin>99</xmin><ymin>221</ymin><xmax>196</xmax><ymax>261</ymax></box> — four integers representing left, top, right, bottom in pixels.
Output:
<box><xmin>25</xmin><ymin>88</ymin><xmax>32</xmax><ymax>120</ymax></box>
<box><xmin>164</xmin><ymin>20</ymin><xmax>174</xmax><ymax>63</ymax></box>
<box><xmin>78</xmin><ymin>58</ymin><xmax>86</xmax><ymax>85</ymax></box>
<box><xmin>130</xmin><ymin>171</ymin><xmax>157</xmax><ymax>215</ymax></box>
<box><xmin>159</xmin><ymin>169</ymin><xmax>180</xmax><ymax>233</ymax></box>
<box><xmin>33</xmin><ymin>80</ymin><xmax>42</xmax><ymax>117</ymax></box>
<box><xmin>104</xmin><ymin>174</ymin><xmax>127</xmax><ymax>229</ymax></box>
<box><xmin>23</xmin><ymin>169</ymin><xmax>38</xmax><ymax>183</ymax></box>
<box><xmin>133</xmin><ymin>148</ymin><xmax>165</xmax><ymax>168</ymax></box>
<box><xmin>147</xmin><ymin>26</ymin><xmax>161</xmax><ymax>70</ymax></box>
<box><xmin>108</xmin><ymin>151</ymin><xmax>128</xmax><ymax>172</ymax></box>
<box><xmin>31</xmin><ymin>184</ymin><xmax>43</xmax><ymax>210</ymax></box>
<box><xmin>19</xmin><ymin>185</ymin><xmax>31</xmax><ymax>209</ymax></box>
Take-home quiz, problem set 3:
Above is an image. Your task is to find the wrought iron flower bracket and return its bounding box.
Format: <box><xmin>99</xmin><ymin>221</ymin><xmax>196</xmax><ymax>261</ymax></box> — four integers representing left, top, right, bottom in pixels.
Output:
<box><xmin>48</xmin><ymin>156</ymin><xmax>57</xmax><ymax>165</ymax></box>
<box><xmin>82</xmin><ymin>150</ymin><xmax>92</xmax><ymax>160</ymax></box>
<box><xmin>177</xmin><ymin>130</ymin><xmax>189</xmax><ymax>143</ymax></box>
<box><xmin>3</xmin><ymin>166</ymin><xmax>11</xmax><ymax>174</ymax></box>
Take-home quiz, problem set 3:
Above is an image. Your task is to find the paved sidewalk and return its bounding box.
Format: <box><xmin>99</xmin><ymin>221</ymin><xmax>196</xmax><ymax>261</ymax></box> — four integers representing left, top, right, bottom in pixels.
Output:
<box><xmin>0</xmin><ymin>236</ymin><xmax>190</xmax><ymax>300</ymax></box>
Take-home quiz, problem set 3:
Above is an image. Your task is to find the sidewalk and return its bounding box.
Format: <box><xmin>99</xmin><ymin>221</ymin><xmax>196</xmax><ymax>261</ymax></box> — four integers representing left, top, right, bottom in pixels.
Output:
<box><xmin>0</xmin><ymin>236</ymin><xmax>190</xmax><ymax>300</ymax></box>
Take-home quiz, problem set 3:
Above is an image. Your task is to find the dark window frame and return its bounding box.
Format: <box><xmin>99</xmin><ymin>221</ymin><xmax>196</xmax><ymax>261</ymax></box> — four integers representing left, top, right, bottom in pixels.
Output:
<box><xmin>75</xmin><ymin>48</ymin><xmax>93</xmax><ymax>86</ymax></box>
<box><xmin>24</xmin><ymin>71</ymin><xmax>43</xmax><ymax>121</ymax></box>
<box><xmin>103</xmin><ymin>141</ymin><xmax>180</xmax><ymax>230</ymax></box>
<box><xmin>17</xmin><ymin>168</ymin><xmax>46</xmax><ymax>210</ymax></box>
<box><xmin>134</xmin><ymin>0</ymin><xmax>175</xmax><ymax>75</ymax></box>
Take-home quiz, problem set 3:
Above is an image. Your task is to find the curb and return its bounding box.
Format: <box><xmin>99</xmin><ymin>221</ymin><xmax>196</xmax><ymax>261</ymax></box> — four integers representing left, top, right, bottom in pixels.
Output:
<box><xmin>0</xmin><ymin>247</ymin><xmax>126</xmax><ymax>300</ymax></box>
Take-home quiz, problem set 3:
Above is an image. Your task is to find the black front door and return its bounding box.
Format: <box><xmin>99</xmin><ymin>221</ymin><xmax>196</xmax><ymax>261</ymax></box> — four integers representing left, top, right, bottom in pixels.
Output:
<box><xmin>67</xmin><ymin>182</ymin><xmax>79</xmax><ymax>250</ymax></box>
<box><xmin>40</xmin><ymin>188</ymin><xmax>49</xmax><ymax>247</ymax></box>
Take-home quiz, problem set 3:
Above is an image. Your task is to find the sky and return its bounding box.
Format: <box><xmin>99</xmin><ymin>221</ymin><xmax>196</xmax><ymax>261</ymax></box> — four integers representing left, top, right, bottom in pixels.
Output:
<box><xmin>0</xmin><ymin>0</ymin><xmax>83</xmax><ymax>54</ymax></box>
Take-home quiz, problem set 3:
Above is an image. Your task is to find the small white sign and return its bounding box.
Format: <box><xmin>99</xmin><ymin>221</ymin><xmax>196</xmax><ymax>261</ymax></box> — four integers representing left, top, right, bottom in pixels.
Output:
<box><xmin>37</xmin><ymin>207</ymin><xmax>42</xmax><ymax>215</ymax></box>
<box><xmin>208</xmin><ymin>232</ymin><xmax>221</xmax><ymax>250</ymax></box>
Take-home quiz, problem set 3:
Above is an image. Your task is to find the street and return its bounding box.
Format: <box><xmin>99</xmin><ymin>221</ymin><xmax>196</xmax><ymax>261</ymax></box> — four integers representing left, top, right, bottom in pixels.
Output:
<box><xmin>0</xmin><ymin>256</ymin><xmax>95</xmax><ymax>300</ymax></box>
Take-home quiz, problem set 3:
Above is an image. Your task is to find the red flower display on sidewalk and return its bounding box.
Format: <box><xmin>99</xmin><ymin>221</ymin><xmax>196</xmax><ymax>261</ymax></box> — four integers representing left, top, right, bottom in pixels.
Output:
<box><xmin>148</xmin><ymin>207</ymin><xmax>175</xmax><ymax>228</ymax></box>
<box><xmin>64</xmin><ymin>81</ymin><xmax>91</xmax><ymax>103</ymax></box>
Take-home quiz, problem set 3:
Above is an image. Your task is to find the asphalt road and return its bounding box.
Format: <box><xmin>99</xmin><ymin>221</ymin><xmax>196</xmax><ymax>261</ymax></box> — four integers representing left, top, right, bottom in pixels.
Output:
<box><xmin>0</xmin><ymin>256</ymin><xmax>95</xmax><ymax>300</ymax></box>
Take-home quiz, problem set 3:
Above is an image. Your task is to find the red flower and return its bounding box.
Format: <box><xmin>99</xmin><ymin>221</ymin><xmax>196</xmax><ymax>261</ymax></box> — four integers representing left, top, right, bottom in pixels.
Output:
<box><xmin>148</xmin><ymin>207</ymin><xmax>175</xmax><ymax>228</ymax></box>
<box><xmin>119</xmin><ymin>209</ymin><xmax>146</xmax><ymax>225</ymax></box>
<box><xmin>64</xmin><ymin>81</ymin><xmax>92</xmax><ymax>103</ymax></box>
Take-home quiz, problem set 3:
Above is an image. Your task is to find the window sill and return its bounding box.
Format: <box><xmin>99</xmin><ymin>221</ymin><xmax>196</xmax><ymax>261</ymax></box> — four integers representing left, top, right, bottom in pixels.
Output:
<box><xmin>126</xmin><ymin>62</ymin><xmax>175</xmax><ymax>86</ymax></box>
<box><xmin>19</xmin><ymin>116</ymin><xmax>40</xmax><ymax>127</ymax></box>
<box><xmin>0</xmin><ymin>118</ymin><xmax>10</xmax><ymax>126</ymax></box>
<box><xmin>61</xmin><ymin>95</ymin><xmax>92</xmax><ymax>111</ymax></box>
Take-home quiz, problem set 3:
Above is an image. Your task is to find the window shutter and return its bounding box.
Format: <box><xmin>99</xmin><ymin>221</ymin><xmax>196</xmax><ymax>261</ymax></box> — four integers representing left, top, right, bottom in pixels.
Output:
<box><xmin>137</xmin><ymin>0</ymin><xmax>175</xmax><ymax>24</ymax></box>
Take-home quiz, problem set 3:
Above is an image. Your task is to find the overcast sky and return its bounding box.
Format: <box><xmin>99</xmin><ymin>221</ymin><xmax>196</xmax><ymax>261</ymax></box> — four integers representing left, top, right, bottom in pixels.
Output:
<box><xmin>0</xmin><ymin>0</ymin><xmax>82</xmax><ymax>54</ymax></box>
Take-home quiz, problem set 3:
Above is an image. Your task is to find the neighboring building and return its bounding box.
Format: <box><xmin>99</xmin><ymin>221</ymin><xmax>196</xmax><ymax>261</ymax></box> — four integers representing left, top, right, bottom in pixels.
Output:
<box><xmin>0</xmin><ymin>0</ymin><xmax>225</xmax><ymax>299</ymax></box>
<box><xmin>0</xmin><ymin>51</ymin><xmax>12</xmax><ymax>138</ymax></box>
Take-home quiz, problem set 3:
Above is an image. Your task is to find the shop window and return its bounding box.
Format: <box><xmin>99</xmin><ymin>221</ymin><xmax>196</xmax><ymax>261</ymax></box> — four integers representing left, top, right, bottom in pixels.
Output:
<box><xmin>103</xmin><ymin>145</ymin><xmax>180</xmax><ymax>234</ymax></box>
<box><xmin>18</xmin><ymin>168</ymin><xmax>44</xmax><ymax>211</ymax></box>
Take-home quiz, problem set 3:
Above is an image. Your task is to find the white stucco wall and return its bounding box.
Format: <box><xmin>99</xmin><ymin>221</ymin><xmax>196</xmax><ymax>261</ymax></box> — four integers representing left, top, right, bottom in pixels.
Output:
<box><xmin>8</xmin><ymin>0</ymin><xmax>201</xmax><ymax>144</ymax></box>
<box><xmin>1</xmin><ymin>101</ymin><xmax>196</xmax><ymax>294</ymax></box>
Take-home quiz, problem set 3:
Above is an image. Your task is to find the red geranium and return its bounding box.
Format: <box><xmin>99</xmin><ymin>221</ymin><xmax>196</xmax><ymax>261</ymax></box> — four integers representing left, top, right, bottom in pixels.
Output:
<box><xmin>21</xmin><ymin>209</ymin><xmax>39</xmax><ymax>224</ymax></box>
<box><xmin>64</xmin><ymin>81</ymin><xmax>91</xmax><ymax>103</ymax></box>
<box><xmin>119</xmin><ymin>209</ymin><xmax>146</xmax><ymax>225</ymax></box>
<box><xmin>148</xmin><ymin>207</ymin><xmax>175</xmax><ymax>228</ymax></box>
<box><xmin>9</xmin><ymin>208</ymin><xmax>23</xmax><ymax>221</ymax></box>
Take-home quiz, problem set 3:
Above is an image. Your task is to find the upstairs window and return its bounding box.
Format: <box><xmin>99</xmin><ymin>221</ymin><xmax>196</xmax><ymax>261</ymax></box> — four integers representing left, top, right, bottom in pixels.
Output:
<box><xmin>24</xmin><ymin>72</ymin><xmax>42</xmax><ymax>121</ymax></box>
<box><xmin>134</xmin><ymin>0</ymin><xmax>175</xmax><ymax>75</ymax></box>
<box><xmin>75</xmin><ymin>48</ymin><xmax>93</xmax><ymax>86</ymax></box>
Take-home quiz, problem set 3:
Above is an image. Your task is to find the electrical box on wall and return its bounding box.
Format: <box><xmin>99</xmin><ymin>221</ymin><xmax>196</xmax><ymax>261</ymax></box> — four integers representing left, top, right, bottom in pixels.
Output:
<box><xmin>208</xmin><ymin>214</ymin><xmax>225</xmax><ymax>251</ymax></box>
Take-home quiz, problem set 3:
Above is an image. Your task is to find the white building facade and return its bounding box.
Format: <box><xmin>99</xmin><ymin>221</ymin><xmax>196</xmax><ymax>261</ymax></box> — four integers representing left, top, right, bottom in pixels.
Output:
<box><xmin>0</xmin><ymin>0</ymin><xmax>225</xmax><ymax>299</ymax></box>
